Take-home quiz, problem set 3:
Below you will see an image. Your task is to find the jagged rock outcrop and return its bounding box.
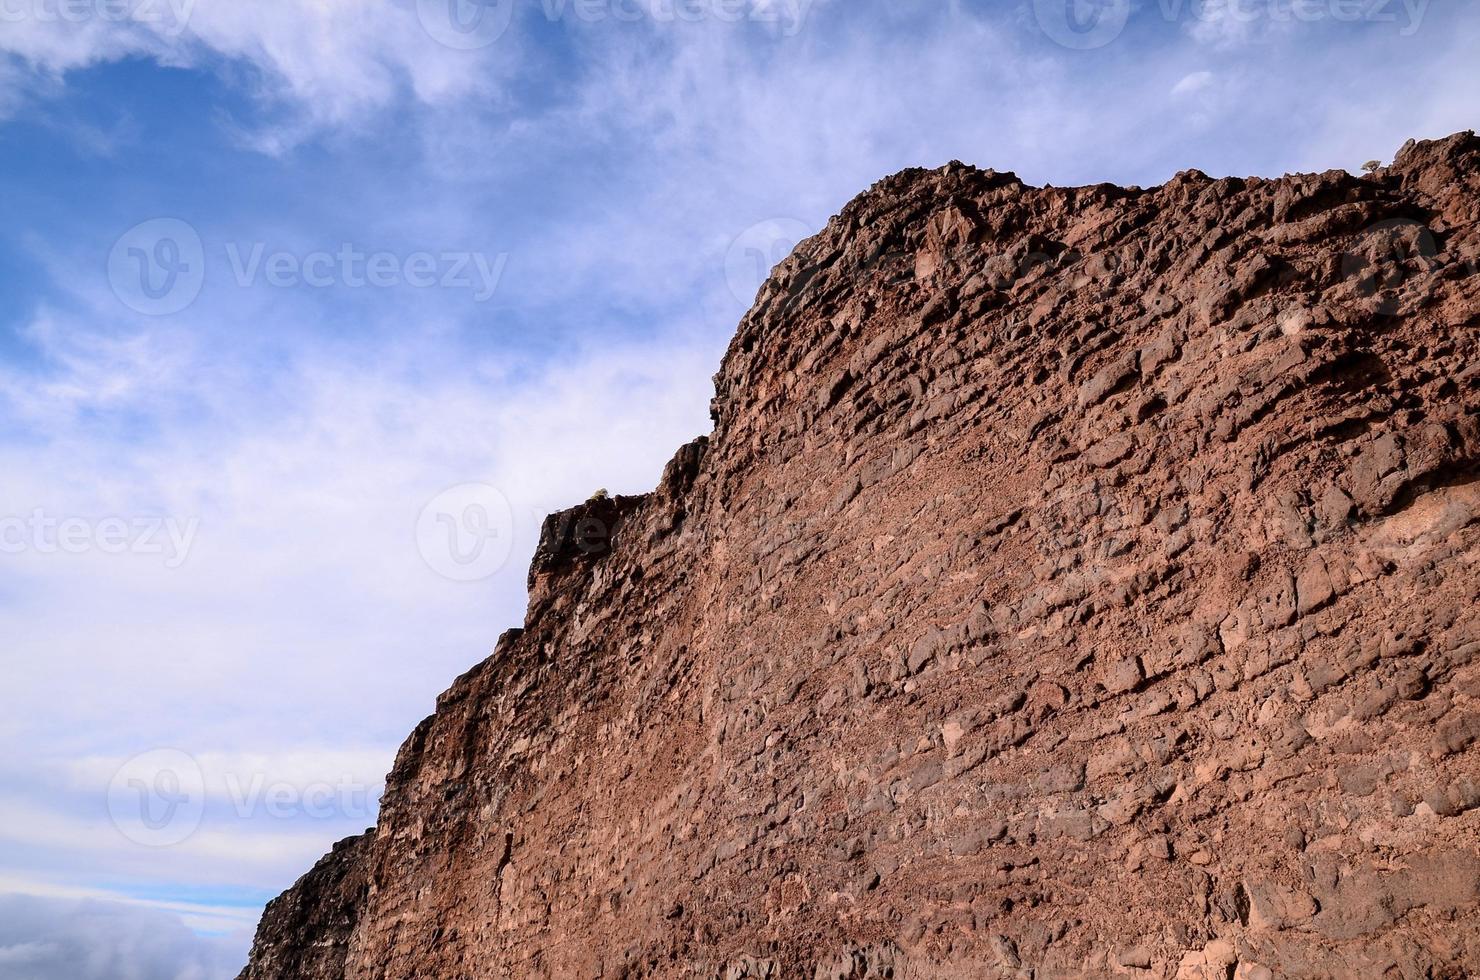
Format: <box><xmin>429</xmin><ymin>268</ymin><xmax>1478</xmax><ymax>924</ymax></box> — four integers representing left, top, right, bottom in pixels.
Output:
<box><xmin>239</xmin><ymin>833</ymin><xmax>371</xmax><ymax>979</ymax></box>
<box><xmin>240</xmin><ymin>133</ymin><xmax>1480</xmax><ymax>979</ymax></box>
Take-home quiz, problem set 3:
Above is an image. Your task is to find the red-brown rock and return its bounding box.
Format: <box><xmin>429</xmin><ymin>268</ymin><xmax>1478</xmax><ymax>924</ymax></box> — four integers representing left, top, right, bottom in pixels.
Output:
<box><xmin>240</xmin><ymin>132</ymin><xmax>1480</xmax><ymax>979</ymax></box>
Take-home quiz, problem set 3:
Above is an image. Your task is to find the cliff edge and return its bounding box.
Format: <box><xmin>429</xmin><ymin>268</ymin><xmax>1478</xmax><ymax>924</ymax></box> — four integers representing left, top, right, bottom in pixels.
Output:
<box><xmin>240</xmin><ymin>133</ymin><xmax>1480</xmax><ymax>979</ymax></box>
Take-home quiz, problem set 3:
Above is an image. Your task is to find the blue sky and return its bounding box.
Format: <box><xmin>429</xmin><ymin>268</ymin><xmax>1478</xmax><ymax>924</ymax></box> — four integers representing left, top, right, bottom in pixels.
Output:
<box><xmin>0</xmin><ymin>0</ymin><xmax>1476</xmax><ymax>974</ymax></box>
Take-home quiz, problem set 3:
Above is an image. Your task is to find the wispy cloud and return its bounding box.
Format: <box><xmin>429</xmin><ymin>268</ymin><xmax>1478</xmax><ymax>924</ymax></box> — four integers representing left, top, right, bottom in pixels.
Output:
<box><xmin>0</xmin><ymin>303</ymin><xmax>717</xmax><ymax>922</ymax></box>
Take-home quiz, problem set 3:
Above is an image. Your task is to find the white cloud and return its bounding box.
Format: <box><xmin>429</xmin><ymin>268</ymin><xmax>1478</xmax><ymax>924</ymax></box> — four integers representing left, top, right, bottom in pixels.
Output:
<box><xmin>0</xmin><ymin>893</ymin><xmax>245</xmax><ymax>980</ymax></box>
<box><xmin>1185</xmin><ymin>0</ymin><xmax>1272</xmax><ymax>47</ymax></box>
<box><xmin>0</xmin><ymin>301</ymin><xmax>718</xmax><ymax>912</ymax></box>
<box><xmin>0</xmin><ymin>794</ymin><xmax>361</xmax><ymax>902</ymax></box>
<box><xmin>0</xmin><ymin>312</ymin><xmax>189</xmax><ymax>419</ymax></box>
<box><xmin>0</xmin><ymin>0</ymin><xmax>502</xmax><ymax>143</ymax></box>
<box><xmin>1286</xmin><ymin>15</ymin><xmax>1480</xmax><ymax>171</ymax></box>
<box><xmin>1171</xmin><ymin>68</ymin><xmax>1214</xmax><ymax>96</ymax></box>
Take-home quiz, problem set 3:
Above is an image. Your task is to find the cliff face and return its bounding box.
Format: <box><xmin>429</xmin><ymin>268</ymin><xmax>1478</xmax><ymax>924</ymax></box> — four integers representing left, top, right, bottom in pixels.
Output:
<box><xmin>240</xmin><ymin>133</ymin><xmax>1480</xmax><ymax>980</ymax></box>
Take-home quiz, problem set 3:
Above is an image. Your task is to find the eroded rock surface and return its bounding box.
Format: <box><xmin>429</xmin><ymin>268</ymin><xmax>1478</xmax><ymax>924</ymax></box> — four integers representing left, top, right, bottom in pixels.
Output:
<box><xmin>240</xmin><ymin>133</ymin><xmax>1480</xmax><ymax>979</ymax></box>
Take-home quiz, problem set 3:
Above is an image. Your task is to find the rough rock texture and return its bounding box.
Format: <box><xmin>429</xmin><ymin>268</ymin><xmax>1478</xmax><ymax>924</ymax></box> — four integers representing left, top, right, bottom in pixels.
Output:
<box><xmin>240</xmin><ymin>133</ymin><xmax>1480</xmax><ymax>979</ymax></box>
<box><xmin>239</xmin><ymin>833</ymin><xmax>372</xmax><ymax>979</ymax></box>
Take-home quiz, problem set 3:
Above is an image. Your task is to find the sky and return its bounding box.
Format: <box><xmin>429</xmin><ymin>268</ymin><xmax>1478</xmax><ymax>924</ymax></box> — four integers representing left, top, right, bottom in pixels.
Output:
<box><xmin>0</xmin><ymin>0</ymin><xmax>1476</xmax><ymax>975</ymax></box>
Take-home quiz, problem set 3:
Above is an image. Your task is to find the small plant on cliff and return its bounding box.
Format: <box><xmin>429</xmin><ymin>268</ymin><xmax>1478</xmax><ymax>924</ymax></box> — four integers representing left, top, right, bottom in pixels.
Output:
<box><xmin>1362</xmin><ymin>159</ymin><xmax>1382</xmax><ymax>174</ymax></box>
<box><xmin>588</xmin><ymin>488</ymin><xmax>610</xmax><ymax>502</ymax></box>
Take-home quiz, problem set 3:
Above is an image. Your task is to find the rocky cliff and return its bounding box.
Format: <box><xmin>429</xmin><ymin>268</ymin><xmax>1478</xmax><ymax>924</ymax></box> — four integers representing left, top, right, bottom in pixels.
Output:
<box><xmin>239</xmin><ymin>133</ymin><xmax>1480</xmax><ymax>980</ymax></box>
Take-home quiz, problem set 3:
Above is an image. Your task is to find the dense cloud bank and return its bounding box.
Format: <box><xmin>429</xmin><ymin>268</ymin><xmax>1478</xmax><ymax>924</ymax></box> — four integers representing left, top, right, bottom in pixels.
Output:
<box><xmin>0</xmin><ymin>894</ymin><xmax>244</xmax><ymax>980</ymax></box>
